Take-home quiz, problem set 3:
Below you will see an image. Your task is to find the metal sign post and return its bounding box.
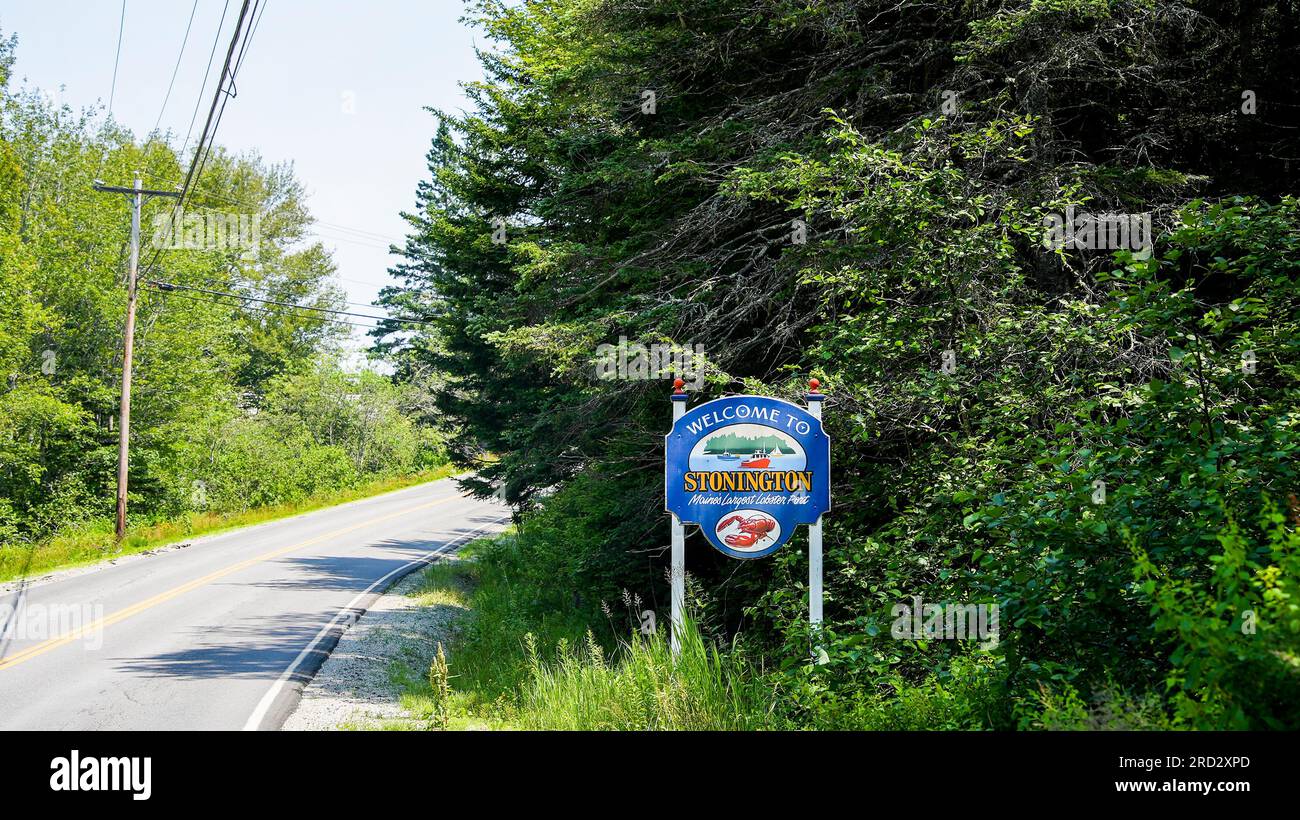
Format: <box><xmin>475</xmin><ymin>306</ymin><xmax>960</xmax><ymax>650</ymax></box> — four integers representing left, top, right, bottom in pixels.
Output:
<box><xmin>664</xmin><ymin>378</ymin><xmax>831</xmax><ymax>657</ymax></box>
<box><xmin>806</xmin><ymin>379</ymin><xmax>825</xmax><ymax>661</ymax></box>
<box><xmin>670</xmin><ymin>379</ymin><xmax>688</xmax><ymax>655</ymax></box>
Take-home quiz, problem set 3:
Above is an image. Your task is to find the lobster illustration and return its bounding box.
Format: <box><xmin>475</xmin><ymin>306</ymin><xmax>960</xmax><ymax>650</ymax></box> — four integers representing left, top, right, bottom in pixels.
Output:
<box><xmin>716</xmin><ymin>514</ymin><xmax>777</xmax><ymax>548</ymax></box>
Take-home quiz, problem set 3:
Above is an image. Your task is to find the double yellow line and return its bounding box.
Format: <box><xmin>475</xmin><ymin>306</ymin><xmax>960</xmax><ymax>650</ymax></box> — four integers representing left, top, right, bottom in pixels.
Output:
<box><xmin>0</xmin><ymin>494</ymin><xmax>457</xmax><ymax>672</ymax></box>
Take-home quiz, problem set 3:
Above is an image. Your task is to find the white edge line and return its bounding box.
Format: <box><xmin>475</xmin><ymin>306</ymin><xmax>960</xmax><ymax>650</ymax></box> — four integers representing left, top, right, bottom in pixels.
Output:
<box><xmin>242</xmin><ymin>517</ymin><xmax>509</xmax><ymax>731</ymax></box>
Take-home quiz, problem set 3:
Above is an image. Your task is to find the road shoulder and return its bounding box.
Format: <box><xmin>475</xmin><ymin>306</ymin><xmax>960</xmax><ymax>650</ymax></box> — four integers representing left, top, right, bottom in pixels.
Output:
<box><xmin>280</xmin><ymin>556</ymin><xmax>473</xmax><ymax>731</ymax></box>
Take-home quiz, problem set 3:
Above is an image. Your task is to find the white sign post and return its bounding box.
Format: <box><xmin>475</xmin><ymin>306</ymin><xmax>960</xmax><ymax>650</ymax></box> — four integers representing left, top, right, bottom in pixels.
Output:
<box><xmin>670</xmin><ymin>378</ymin><xmax>688</xmax><ymax>655</ymax></box>
<box><xmin>806</xmin><ymin>379</ymin><xmax>826</xmax><ymax>662</ymax></box>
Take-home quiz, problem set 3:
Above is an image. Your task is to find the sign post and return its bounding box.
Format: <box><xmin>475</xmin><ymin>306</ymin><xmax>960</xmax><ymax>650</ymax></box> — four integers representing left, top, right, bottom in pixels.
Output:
<box><xmin>669</xmin><ymin>379</ymin><xmax>688</xmax><ymax>654</ymax></box>
<box><xmin>665</xmin><ymin>379</ymin><xmax>831</xmax><ymax>656</ymax></box>
<box><xmin>806</xmin><ymin>379</ymin><xmax>825</xmax><ymax>660</ymax></box>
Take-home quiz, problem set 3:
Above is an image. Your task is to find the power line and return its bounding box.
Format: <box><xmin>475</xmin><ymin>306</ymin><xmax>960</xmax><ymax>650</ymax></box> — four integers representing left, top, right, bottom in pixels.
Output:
<box><xmin>231</xmin><ymin>0</ymin><xmax>268</xmax><ymax>76</ymax></box>
<box><xmin>135</xmin><ymin>170</ymin><xmax>405</xmax><ymax>245</ymax></box>
<box><xmin>108</xmin><ymin>0</ymin><xmax>126</xmax><ymax>118</ymax></box>
<box><xmin>180</xmin><ymin>0</ymin><xmax>231</xmax><ymax>162</ymax></box>
<box><xmin>334</xmin><ymin>274</ymin><xmax>404</xmax><ymax>288</ymax></box>
<box><xmin>148</xmin><ymin>279</ymin><xmax>434</xmax><ymax>326</ymax></box>
<box><xmin>153</xmin><ymin>0</ymin><xmax>200</xmax><ymax>135</ymax></box>
<box><xmin>178</xmin><ymin>0</ymin><xmax>254</xmax><ymax>215</ymax></box>
<box><xmin>131</xmin><ymin>170</ymin><xmax>409</xmax><ymax>294</ymax></box>
<box><xmin>135</xmin><ymin>170</ymin><xmax>406</xmax><ymax>259</ymax></box>
<box><xmin>306</xmin><ymin>231</ymin><xmax>395</xmax><ymax>251</ymax></box>
<box><xmin>307</xmin><ymin>223</ymin><xmax>401</xmax><ymax>244</ymax></box>
<box><xmin>151</xmin><ymin>278</ymin><xmax>430</xmax><ymax>326</ymax></box>
<box><xmin>140</xmin><ymin>0</ymin><xmax>255</xmax><ymax>283</ymax></box>
<box><xmin>150</xmin><ymin>289</ymin><xmax>384</xmax><ymax>332</ymax></box>
<box><xmin>146</xmin><ymin>287</ymin><xmax>389</xmax><ymax>332</ymax></box>
<box><xmin>180</xmin><ymin>270</ymin><xmax>412</xmax><ymax>312</ymax></box>
<box><xmin>184</xmin><ymin>0</ymin><xmax>266</xmax><ymax>207</ymax></box>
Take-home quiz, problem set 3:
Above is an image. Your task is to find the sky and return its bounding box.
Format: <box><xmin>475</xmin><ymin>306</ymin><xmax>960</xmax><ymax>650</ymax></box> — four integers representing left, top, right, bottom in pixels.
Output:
<box><xmin>0</xmin><ymin>0</ymin><xmax>486</xmax><ymax>354</ymax></box>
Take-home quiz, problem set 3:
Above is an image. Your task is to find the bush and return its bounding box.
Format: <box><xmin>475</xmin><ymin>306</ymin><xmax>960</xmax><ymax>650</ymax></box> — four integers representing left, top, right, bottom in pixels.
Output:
<box><xmin>1134</xmin><ymin>505</ymin><xmax>1300</xmax><ymax>729</ymax></box>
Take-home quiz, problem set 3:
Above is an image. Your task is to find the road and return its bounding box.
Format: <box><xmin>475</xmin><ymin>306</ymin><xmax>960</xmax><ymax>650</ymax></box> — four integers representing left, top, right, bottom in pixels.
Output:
<box><xmin>0</xmin><ymin>476</ymin><xmax>507</xmax><ymax>731</ymax></box>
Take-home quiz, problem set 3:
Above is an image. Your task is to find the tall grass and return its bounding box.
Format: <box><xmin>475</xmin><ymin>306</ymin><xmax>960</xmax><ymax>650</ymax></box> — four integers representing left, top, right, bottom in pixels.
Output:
<box><xmin>512</xmin><ymin>618</ymin><xmax>774</xmax><ymax>730</ymax></box>
<box><xmin>441</xmin><ymin>533</ymin><xmax>598</xmax><ymax>710</ymax></box>
<box><xmin>400</xmin><ymin>531</ymin><xmax>1040</xmax><ymax>731</ymax></box>
<box><xmin>399</xmin><ymin>529</ymin><xmax>1199</xmax><ymax>731</ymax></box>
<box><xmin>392</xmin><ymin>533</ymin><xmax>775</xmax><ymax>730</ymax></box>
<box><xmin>0</xmin><ymin>465</ymin><xmax>457</xmax><ymax>583</ymax></box>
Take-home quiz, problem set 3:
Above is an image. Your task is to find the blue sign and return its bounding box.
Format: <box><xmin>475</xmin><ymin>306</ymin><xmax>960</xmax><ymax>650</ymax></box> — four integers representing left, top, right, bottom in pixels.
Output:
<box><xmin>665</xmin><ymin>396</ymin><xmax>831</xmax><ymax>559</ymax></box>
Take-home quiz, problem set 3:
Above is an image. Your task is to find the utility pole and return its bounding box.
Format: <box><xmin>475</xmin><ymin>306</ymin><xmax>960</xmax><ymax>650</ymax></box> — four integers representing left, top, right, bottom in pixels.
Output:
<box><xmin>92</xmin><ymin>175</ymin><xmax>182</xmax><ymax>540</ymax></box>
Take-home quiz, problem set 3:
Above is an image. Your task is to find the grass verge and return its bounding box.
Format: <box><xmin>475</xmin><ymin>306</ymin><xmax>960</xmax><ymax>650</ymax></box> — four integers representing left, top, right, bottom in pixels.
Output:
<box><xmin>0</xmin><ymin>464</ymin><xmax>458</xmax><ymax>584</ymax></box>
<box><xmin>387</xmin><ymin>532</ymin><xmax>774</xmax><ymax>730</ymax></box>
<box><xmin>378</xmin><ymin>531</ymin><xmax>1023</xmax><ymax>731</ymax></box>
<box><xmin>370</xmin><ymin>516</ymin><xmax>1228</xmax><ymax>731</ymax></box>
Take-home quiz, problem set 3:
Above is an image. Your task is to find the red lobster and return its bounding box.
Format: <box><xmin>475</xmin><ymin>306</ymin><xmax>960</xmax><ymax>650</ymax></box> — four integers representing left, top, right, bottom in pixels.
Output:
<box><xmin>717</xmin><ymin>514</ymin><xmax>777</xmax><ymax>548</ymax></box>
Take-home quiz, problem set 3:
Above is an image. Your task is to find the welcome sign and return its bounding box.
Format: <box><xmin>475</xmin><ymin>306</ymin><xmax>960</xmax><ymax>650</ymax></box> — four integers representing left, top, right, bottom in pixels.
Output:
<box><xmin>665</xmin><ymin>395</ymin><xmax>831</xmax><ymax>559</ymax></box>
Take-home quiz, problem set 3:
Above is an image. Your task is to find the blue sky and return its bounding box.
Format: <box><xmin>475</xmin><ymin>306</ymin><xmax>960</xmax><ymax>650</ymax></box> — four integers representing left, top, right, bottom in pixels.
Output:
<box><xmin>0</xmin><ymin>0</ymin><xmax>486</xmax><ymax>351</ymax></box>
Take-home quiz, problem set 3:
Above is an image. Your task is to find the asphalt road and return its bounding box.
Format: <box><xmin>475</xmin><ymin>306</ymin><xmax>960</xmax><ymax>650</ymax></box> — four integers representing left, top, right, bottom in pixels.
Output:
<box><xmin>0</xmin><ymin>476</ymin><xmax>508</xmax><ymax>731</ymax></box>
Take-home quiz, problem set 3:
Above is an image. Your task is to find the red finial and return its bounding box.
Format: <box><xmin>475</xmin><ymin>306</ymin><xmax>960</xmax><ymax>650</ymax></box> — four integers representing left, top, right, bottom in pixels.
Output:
<box><xmin>809</xmin><ymin>378</ymin><xmax>821</xmax><ymax>393</ymax></box>
<box><xmin>673</xmin><ymin>377</ymin><xmax>685</xmax><ymax>395</ymax></box>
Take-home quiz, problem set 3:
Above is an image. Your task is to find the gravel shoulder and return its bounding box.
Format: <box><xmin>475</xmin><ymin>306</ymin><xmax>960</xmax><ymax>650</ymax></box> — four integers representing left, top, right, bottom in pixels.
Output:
<box><xmin>280</xmin><ymin>557</ymin><xmax>471</xmax><ymax>731</ymax></box>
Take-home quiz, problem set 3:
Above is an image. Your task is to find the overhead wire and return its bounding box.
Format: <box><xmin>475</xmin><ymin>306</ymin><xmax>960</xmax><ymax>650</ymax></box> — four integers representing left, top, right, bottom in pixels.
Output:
<box><xmin>108</xmin><ymin>0</ymin><xmax>126</xmax><ymax>118</ymax></box>
<box><xmin>139</xmin><ymin>0</ymin><xmax>256</xmax><ymax>284</ymax></box>
<box><xmin>147</xmin><ymin>279</ymin><xmax>433</xmax><ymax>326</ymax></box>
<box><xmin>179</xmin><ymin>0</ymin><xmax>231</xmax><ymax>163</ymax></box>
<box><xmin>145</xmin><ymin>287</ymin><xmax>389</xmax><ymax>332</ymax></box>
<box><xmin>177</xmin><ymin>0</ymin><xmax>257</xmax><ymax>217</ymax></box>
<box><xmin>178</xmin><ymin>269</ymin><xmax>413</xmax><ymax>313</ymax></box>
<box><xmin>137</xmin><ymin>171</ymin><xmax>403</xmax><ymax>244</ymax></box>
<box><xmin>131</xmin><ymin>0</ymin><xmax>416</xmax><ymax>339</ymax></box>
<box><xmin>152</xmin><ymin>0</ymin><xmax>200</xmax><ymax>135</ymax></box>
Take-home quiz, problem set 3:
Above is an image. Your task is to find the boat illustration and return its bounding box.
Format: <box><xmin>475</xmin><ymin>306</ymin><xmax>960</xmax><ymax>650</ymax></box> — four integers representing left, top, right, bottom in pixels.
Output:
<box><xmin>716</xmin><ymin>451</ymin><xmax>740</xmax><ymax>461</ymax></box>
<box><xmin>740</xmin><ymin>449</ymin><xmax>771</xmax><ymax>469</ymax></box>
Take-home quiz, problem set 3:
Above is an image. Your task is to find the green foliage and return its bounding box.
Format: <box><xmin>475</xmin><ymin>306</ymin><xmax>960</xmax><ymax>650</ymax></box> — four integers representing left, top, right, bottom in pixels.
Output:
<box><xmin>1134</xmin><ymin>507</ymin><xmax>1300</xmax><ymax>729</ymax></box>
<box><xmin>445</xmin><ymin>528</ymin><xmax>611</xmax><ymax>709</ymax></box>
<box><xmin>512</xmin><ymin>619</ymin><xmax>770</xmax><ymax>731</ymax></box>
<box><xmin>427</xmin><ymin>643</ymin><xmax>453</xmax><ymax>730</ymax></box>
<box><xmin>1015</xmin><ymin>682</ymin><xmax>1178</xmax><ymax>731</ymax></box>
<box><xmin>423</xmin><ymin>530</ymin><xmax>772</xmax><ymax>730</ymax></box>
<box><xmin>0</xmin><ymin>27</ymin><xmax>444</xmax><ymax>566</ymax></box>
<box><xmin>779</xmin><ymin>656</ymin><xmax>1012</xmax><ymax>731</ymax></box>
<box><xmin>381</xmin><ymin>1</ymin><xmax>1300</xmax><ymax>728</ymax></box>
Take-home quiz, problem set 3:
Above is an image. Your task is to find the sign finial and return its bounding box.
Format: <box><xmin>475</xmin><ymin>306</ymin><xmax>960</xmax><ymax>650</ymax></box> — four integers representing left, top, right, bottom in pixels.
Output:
<box><xmin>807</xmin><ymin>378</ymin><xmax>824</xmax><ymax>402</ymax></box>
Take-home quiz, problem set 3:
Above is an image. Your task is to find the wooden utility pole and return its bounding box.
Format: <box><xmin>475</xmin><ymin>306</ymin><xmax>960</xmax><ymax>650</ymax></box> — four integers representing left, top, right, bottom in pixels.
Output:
<box><xmin>93</xmin><ymin>174</ymin><xmax>181</xmax><ymax>540</ymax></box>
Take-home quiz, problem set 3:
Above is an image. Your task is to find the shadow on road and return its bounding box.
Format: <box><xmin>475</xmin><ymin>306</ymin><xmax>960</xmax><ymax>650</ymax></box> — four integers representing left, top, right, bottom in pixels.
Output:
<box><xmin>238</xmin><ymin>521</ymin><xmax>501</xmax><ymax>593</ymax></box>
<box><xmin>110</xmin><ymin>519</ymin><xmax>500</xmax><ymax>681</ymax></box>
<box><xmin>112</xmin><ymin>611</ymin><xmax>337</xmax><ymax>681</ymax></box>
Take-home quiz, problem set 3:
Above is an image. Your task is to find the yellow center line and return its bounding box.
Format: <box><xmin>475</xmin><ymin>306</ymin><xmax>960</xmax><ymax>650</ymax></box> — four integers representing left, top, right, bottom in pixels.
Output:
<box><xmin>0</xmin><ymin>494</ymin><xmax>458</xmax><ymax>672</ymax></box>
